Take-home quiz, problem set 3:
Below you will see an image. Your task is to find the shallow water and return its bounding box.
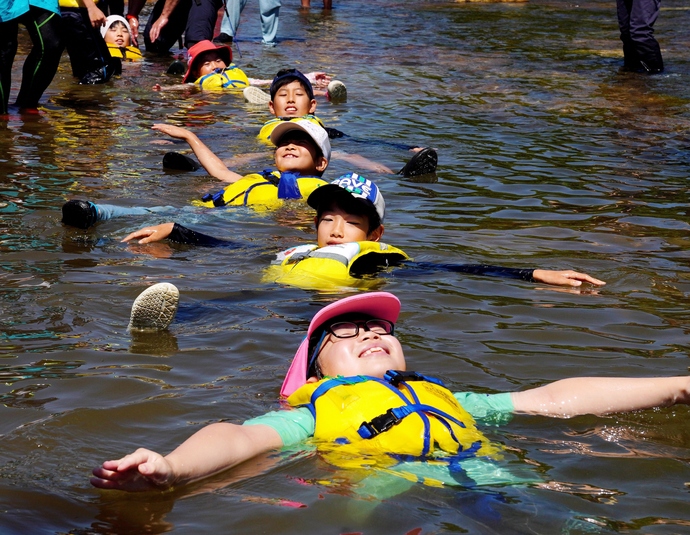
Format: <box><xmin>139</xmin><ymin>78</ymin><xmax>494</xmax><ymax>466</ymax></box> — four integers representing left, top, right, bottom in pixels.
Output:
<box><xmin>2</xmin><ymin>0</ymin><xmax>690</xmax><ymax>533</ymax></box>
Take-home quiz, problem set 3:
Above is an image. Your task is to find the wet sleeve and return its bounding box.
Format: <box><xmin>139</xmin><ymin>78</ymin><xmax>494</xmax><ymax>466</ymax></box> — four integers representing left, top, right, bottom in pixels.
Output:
<box><xmin>454</xmin><ymin>392</ymin><xmax>514</xmax><ymax>426</ymax></box>
<box><xmin>167</xmin><ymin>223</ymin><xmax>241</xmax><ymax>247</ymax></box>
<box><xmin>243</xmin><ymin>407</ymin><xmax>315</xmax><ymax>446</ymax></box>
<box><xmin>401</xmin><ymin>261</ymin><xmax>536</xmax><ymax>282</ymax></box>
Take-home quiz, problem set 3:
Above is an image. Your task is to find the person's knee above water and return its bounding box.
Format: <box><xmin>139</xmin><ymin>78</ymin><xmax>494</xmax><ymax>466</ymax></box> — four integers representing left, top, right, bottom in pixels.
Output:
<box><xmin>91</xmin><ymin>290</ymin><xmax>690</xmax><ymax>493</ymax></box>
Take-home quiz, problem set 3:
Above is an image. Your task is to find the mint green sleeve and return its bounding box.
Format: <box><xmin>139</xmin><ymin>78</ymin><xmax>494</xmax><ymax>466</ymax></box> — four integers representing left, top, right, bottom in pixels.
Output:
<box><xmin>453</xmin><ymin>392</ymin><xmax>514</xmax><ymax>426</ymax></box>
<box><xmin>243</xmin><ymin>407</ymin><xmax>315</xmax><ymax>446</ymax></box>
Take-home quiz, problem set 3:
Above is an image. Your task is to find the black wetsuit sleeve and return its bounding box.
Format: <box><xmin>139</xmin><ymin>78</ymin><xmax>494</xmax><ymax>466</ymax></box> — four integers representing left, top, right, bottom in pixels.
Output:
<box><xmin>399</xmin><ymin>261</ymin><xmax>536</xmax><ymax>282</ymax></box>
<box><xmin>167</xmin><ymin>223</ymin><xmax>242</xmax><ymax>248</ymax></box>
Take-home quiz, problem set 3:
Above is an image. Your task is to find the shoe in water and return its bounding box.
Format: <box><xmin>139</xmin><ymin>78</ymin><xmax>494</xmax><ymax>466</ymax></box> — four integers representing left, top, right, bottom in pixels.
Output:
<box><xmin>213</xmin><ymin>33</ymin><xmax>233</xmax><ymax>44</ymax></box>
<box><xmin>62</xmin><ymin>200</ymin><xmax>99</xmax><ymax>229</ymax></box>
<box><xmin>326</xmin><ymin>80</ymin><xmax>347</xmax><ymax>103</ymax></box>
<box><xmin>128</xmin><ymin>283</ymin><xmax>180</xmax><ymax>331</ymax></box>
<box><xmin>163</xmin><ymin>151</ymin><xmax>200</xmax><ymax>171</ymax></box>
<box><xmin>79</xmin><ymin>70</ymin><xmax>107</xmax><ymax>85</ymax></box>
<box><xmin>243</xmin><ymin>86</ymin><xmax>271</xmax><ymax>105</ymax></box>
<box><xmin>397</xmin><ymin>148</ymin><xmax>438</xmax><ymax>178</ymax></box>
<box><xmin>167</xmin><ymin>60</ymin><xmax>186</xmax><ymax>75</ymax></box>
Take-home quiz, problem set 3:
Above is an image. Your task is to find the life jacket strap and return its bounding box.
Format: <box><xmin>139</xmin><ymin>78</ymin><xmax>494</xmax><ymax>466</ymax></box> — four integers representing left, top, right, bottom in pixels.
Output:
<box><xmin>201</xmin><ymin>190</ymin><xmax>227</xmax><ymax>207</ymax></box>
<box><xmin>384</xmin><ymin>370</ymin><xmax>445</xmax><ymax>388</ymax></box>
<box><xmin>358</xmin><ymin>405</ymin><xmax>416</xmax><ymax>439</ymax></box>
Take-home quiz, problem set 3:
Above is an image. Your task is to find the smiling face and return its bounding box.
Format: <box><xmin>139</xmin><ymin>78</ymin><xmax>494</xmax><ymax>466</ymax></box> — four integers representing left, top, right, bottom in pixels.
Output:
<box><xmin>273</xmin><ymin>132</ymin><xmax>328</xmax><ymax>175</ymax></box>
<box><xmin>311</xmin><ymin>317</ymin><xmax>406</xmax><ymax>379</ymax></box>
<box><xmin>104</xmin><ymin>21</ymin><xmax>131</xmax><ymax>47</ymax></box>
<box><xmin>315</xmin><ymin>203</ymin><xmax>383</xmax><ymax>247</ymax></box>
<box><xmin>196</xmin><ymin>51</ymin><xmax>228</xmax><ymax>77</ymax></box>
<box><xmin>269</xmin><ymin>80</ymin><xmax>317</xmax><ymax>117</ymax></box>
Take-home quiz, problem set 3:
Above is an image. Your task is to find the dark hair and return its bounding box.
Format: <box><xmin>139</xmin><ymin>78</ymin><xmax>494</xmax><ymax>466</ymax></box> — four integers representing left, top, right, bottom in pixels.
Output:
<box><xmin>316</xmin><ymin>198</ymin><xmax>381</xmax><ymax>233</ymax></box>
<box><xmin>270</xmin><ymin>68</ymin><xmax>314</xmax><ymax>100</ymax></box>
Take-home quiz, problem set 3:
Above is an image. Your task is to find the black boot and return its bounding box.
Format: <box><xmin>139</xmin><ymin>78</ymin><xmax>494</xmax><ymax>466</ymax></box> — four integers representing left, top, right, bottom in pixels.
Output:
<box><xmin>163</xmin><ymin>152</ymin><xmax>200</xmax><ymax>171</ymax></box>
<box><xmin>397</xmin><ymin>148</ymin><xmax>438</xmax><ymax>178</ymax></box>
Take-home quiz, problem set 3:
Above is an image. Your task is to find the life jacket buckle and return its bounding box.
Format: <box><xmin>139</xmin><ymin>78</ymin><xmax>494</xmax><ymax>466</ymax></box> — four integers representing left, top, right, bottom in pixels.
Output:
<box><xmin>201</xmin><ymin>191</ymin><xmax>227</xmax><ymax>207</ymax></box>
<box><xmin>358</xmin><ymin>408</ymin><xmax>400</xmax><ymax>439</ymax></box>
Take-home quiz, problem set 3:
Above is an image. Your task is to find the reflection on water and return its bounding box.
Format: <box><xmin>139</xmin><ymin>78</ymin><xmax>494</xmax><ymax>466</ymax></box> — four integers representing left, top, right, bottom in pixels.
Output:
<box><xmin>1</xmin><ymin>0</ymin><xmax>690</xmax><ymax>532</ymax></box>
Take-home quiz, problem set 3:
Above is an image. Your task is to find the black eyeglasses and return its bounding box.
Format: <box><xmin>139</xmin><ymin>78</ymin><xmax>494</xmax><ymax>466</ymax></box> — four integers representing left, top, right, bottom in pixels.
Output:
<box><xmin>326</xmin><ymin>319</ymin><xmax>394</xmax><ymax>339</ymax></box>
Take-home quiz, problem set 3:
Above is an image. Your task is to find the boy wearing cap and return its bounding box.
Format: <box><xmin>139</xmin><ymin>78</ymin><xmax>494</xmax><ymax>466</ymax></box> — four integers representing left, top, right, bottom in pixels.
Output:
<box><xmin>91</xmin><ymin>291</ymin><xmax>690</xmax><ymax>492</ymax></box>
<box><xmin>122</xmin><ymin>174</ymin><xmax>605</xmax><ymax>289</ymax></box>
<box><xmin>61</xmin><ymin>119</ymin><xmax>330</xmax><ymax>229</ymax></box>
<box><xmin>252</xmin><ymin>68</ymin><xmax>437</xmax><ymax>178</ymax></box>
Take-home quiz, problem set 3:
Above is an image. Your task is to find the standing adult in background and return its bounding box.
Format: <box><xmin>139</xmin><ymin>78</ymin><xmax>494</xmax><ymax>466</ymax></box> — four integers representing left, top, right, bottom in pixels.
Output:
<box><xmin>215</xmin><ymin>0</ymin><xmax>281</xmax><ymax>47</ymax></box>
<box><xmin>616</xmin><ymin>0</ymin><xmax>663</xmax><ymax>73</ymax></box>
<box><xmin>126</xmin><ymin>0</ymin><xmax>223</xmax><ymax>54</ymax></box>
<box><xmin>0</xmin><ymin>0</ymin><xmax>63</xmax><ymax>114</ymax></box>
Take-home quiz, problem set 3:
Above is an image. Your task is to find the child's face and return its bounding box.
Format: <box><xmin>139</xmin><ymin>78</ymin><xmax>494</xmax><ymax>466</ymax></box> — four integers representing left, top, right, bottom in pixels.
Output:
<box><xmin>314</xmin><ymin>319</ymin><xmax>406</xmax><ymax>379</ymax></box>
<box><xmin>274</xmin><ymin>133</ymin><xmax>328</xmax><ymax>175</ymax></box>
<box><xmin>269</xmin><ymin>80</ymin><xmax>317</xmax><ymax>117</ymax></box>
<box><xmin>104</xmin><ymin>21</ymin><xmax>131</xmax><ymax>47</ymax></box>
<box><xmin>315</xmin><ymin>204</ymin><xmax>383</xmax><ymax>247</ymax></box>
<box><xmin>197</xmin><ymin>51</ymin><xmax>228</xmax><ymax>77</ymax></box>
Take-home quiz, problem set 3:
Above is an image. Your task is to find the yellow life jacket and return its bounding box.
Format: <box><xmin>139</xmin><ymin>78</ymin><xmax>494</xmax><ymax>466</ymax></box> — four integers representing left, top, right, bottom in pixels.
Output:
<box><xmin>59</xmin><ymin>0</ymin><xmax>99</xmax><ymax>7</ymax></box>
<box><xmin>195</xmin><ymin>64</ymin><xmax>249</xmax><ymax>90</ymax></box>
<box><xmin>192</xmin><ymin>170</ymin><xmax>327</xmax><ymax>210</ymax></box>
<box><xmin>287</xmin><ymin>372</ymin><xmax>500</xmax><ymax>470</ymax></box>
<box><xmin>263</xmin><ymin>241</ymin><xmax>409</xmax><ymax>290</ymax></box>
<box><xmin>258</xmin><ymin>115</ymin><xmax>326</xmax><ymax>143</ymax></box>
<box><xmin>106</xmin><ymin>43</ymin><xmax>143</xmax><ymax>61</ymax></box>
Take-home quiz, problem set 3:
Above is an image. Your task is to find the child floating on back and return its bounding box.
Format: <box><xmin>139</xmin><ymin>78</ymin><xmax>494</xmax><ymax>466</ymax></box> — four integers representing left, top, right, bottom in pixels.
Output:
<box><xmin>153</xmin><ymin>41</ymin><xmax>332</xmax><ymax>93</ymax></box>
<box><xmin>61</xmin><ymin>120</ymin><xmax>331</xmax><ymax>228</ymax></box>
<box><xmin>101</xmin><ymin>15</ymin><xmax>142</xmax><ymax>62</ymax></box>
<box><xmin>120</xmin><ymin>174</ymin><xmax>605</xmax><ymax>290</ymax></box>
<box><xmin>162</xmin><ymin>67</ymin><xmax>436</xmax><ymax>177</ymax></box>
<box><xmin>91</xmin><ymin>290</ymin><xmax>690</xmax><ymax>492</ymax></box>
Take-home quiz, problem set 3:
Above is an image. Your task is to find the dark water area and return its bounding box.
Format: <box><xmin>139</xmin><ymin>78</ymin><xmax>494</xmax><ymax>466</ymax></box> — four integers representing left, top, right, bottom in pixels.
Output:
<box><xmin>2</xmin><ymin>0</ymin><xmax>690</xmax><ymax>533</ymax></box>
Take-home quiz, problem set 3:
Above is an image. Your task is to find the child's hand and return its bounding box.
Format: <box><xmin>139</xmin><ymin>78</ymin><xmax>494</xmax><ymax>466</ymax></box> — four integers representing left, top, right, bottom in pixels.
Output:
<box><xmin>152</xmin><ymin>123</ymin><xmax>192</xmax><ymax>140</ymax></box>
<box><xmin>304</xmin><ymin>71</ymin><xmax>332</xmax><ymax>89</ymax></box>
<box><xmin>122</xmin><ymin>223</ymin><xmax>175</xmax><ymax>244</ymax></box>
<box><xmin>87</xmin><ymin>5</ymin><xmax>106</xmax><ymax>27</ymax></box>
<box><xmin>532</xmin><ymin>269</ymin><xmax>606</xmax><ymax>287</ymax></box>
<box><xmin>91</xmin><ymin>448</ymin><xmax>176</xmax><ymax>492</ymax></box>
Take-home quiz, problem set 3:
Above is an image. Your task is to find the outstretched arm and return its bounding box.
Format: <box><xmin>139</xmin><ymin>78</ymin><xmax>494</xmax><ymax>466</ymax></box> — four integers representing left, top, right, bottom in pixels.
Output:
<box><xmin>511</xmin><ymin>376</ymin><xmax>690</xmax><ymax>418</ymax></box>
<box><xmin>122</xmin><ymin>222</ymin><xmax>244</xmax><ymax>247</ymax></box>
<box><xmin>532</xmin><ymin>269</ymin><xmax>605</xmax><ymax>288</ymax></box>
<box><xmin>91</xmin><ymin>422</ymin><xmax>283</xmax><ymax>492</ymax></box>
<box><xmin>152</xmin><ymin>124</ymin><xmax>243</xmax><ymax>183</ymax></box>
<box><xmin>406</xmin><ymin>261</ymin><xmax>605</xmax><ymax>288</ymax></box>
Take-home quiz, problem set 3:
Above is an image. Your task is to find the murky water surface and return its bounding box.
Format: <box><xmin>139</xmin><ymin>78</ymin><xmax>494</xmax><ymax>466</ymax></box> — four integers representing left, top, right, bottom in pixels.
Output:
<box><xmin>1</xmin><ymin>0</ymin><xmax>690</xmax><ymax>533</ymax></box>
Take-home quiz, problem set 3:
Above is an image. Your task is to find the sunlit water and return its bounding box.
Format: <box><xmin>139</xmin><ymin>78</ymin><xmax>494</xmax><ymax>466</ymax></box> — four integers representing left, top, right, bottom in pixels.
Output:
<box><xmin>1</xmin><ymin>0</ymin><xmax>690</xmax><ymax>533</ymax></box>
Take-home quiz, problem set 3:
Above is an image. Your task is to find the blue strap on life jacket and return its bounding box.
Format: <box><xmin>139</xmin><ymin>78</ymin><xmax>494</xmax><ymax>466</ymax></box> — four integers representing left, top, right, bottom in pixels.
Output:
<box><xmin>277</xmin><ymin>171</ymin><xmax>302</xmax><ymax>199</ymax></box>
<box><xmin>197</xmin><ymin>67</ymin><xmax>247</xmax><ymax>89</ymax></box>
